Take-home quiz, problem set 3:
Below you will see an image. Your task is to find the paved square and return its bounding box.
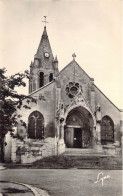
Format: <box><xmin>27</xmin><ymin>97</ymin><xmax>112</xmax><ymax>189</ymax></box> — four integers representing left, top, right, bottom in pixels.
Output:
<box><xmin>0</xmin><ymin>169</ymin><xmax>122</xmax><ymax>196</ymax></box>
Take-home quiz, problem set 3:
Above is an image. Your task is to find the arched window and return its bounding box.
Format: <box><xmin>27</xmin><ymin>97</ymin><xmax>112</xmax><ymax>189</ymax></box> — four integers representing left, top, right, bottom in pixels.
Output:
<box><xmin>39</xmin><ymin>72</ymin><xmax>44</xmax><ymax>87</ymax></box>
<box><xmin>49</xmin><ymin>73</ymin><xmax>53</xmax><ymax>82</ymax></box>
<box><xmin>101</xmin><ymin>116</ymin><xmax>114</xmax><ymax>145</ymax></box>
<box><xmin>28</xmin><ymin>111</ymin><xmax>44</xmax><ymax>139</ymax></box>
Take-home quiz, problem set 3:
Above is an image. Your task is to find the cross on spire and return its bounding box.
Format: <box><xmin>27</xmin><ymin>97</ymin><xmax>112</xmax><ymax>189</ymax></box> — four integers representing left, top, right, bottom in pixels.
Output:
<box><xmin>72</xmin><ymin>53</ymin><xmax>76</xmax><ymax>61</ymax></box>
<box><xmin>42</xmin><ymin>16</ymin><xmax>49</xmax><ymax>27</ymax></box>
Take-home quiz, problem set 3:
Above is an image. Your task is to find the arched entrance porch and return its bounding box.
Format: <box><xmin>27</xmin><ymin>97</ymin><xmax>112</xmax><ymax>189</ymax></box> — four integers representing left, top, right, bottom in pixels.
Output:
<box><xmin>64</xmin><ymin>106</ymin><xmax>94</xmax><ymax>148</ymax></box>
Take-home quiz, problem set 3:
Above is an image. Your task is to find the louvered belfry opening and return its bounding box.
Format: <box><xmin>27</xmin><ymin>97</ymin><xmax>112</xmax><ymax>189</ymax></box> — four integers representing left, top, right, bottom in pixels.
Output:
<box><xmin>39</xmin><ymin>72</ymin><xmax>44</xmax><ymax>88</ymax></box>
<box><xmin>49</xmin><ymin>73</ymin><xmax>53</xmax><ymax>82</ymax></box>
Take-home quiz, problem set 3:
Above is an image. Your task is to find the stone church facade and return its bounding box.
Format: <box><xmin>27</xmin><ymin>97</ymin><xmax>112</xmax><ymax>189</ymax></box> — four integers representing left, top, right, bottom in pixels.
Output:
<box><xmin>4</xmin><ymin>26</ymin><xmax>122</xmax><ymax>163</ymax></box>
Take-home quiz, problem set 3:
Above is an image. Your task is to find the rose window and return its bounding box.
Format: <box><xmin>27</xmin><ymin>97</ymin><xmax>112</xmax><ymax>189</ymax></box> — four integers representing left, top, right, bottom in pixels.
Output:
<box><xmin>66</xmin><ymin>82</ymin><xmax>82</xmax><ymax>98</ymax></box>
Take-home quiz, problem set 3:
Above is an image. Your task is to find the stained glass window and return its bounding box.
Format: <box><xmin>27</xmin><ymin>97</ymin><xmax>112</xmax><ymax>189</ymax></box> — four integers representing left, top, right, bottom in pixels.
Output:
<box><xmin>28</xmin><ymin>111</ymin><xmax>44</xmax><ymax>139</ymax></box>
<box><xmin>66</xmin><ymin>82</ymin><xmax>82</xmax><ymax>98</ymax></box>
<box><xmin>101</xmin><ymin>116</ymin><xmax>114</xmax><ymax>144</ymax></box>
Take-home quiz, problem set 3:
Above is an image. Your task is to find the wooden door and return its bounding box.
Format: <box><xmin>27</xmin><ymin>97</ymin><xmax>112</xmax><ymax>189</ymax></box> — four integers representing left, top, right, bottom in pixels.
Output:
<box><xmin>65</xmin><ymin>127</ymin><xmax>74</xmax><ymax>148</ymax></box>
<box><xmin>74</xmin><ymin>128</ymin><xmax>82</xmax><ymax>148</ymax></box>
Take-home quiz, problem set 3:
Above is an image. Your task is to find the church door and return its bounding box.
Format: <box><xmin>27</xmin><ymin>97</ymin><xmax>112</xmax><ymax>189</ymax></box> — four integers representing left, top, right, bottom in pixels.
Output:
<box><xmin>74</xmin><ymin>128</ymin><xmax>82</xmax><ymax>148</ymax></box>
<box><xmin>65</xmin><ymin>107</ymin><xmax>93</xmax><ymax>149</ymax></box>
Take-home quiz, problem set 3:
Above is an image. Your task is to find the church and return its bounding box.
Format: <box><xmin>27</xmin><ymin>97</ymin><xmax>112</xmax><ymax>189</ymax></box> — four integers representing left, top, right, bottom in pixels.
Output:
<box><xmin>4</xmin><ymin>23</ymin><xmax>122</xmax><ymax>164</ymax></box>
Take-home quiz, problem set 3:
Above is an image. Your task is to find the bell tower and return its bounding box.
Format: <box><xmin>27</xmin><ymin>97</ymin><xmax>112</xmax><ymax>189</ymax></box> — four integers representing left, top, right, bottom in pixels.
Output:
<box><xmin>29</xmin><ymin>17</ymin><xmax>59</xmax><ymax>94</ymax></box>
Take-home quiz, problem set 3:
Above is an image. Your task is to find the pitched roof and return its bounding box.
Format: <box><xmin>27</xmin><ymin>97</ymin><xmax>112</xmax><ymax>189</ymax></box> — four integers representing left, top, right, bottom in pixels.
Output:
<box><xmin>35</xmin><ymin>27</ymin><xmax>54</xmax><ymax>61</ymax></box>
<box><xmin>58</xmin><ymin>60</ymin><xmax>121</xmax><ymax>111</ymax></box>
<box><xmin>58</xmin><ymin>60</ymin><xmax>91</xmax><ymax>80</ymax></box>
<box><xmin>94</xmin><ymin>84</ymin><xmax>121</xmax><ymax>112</ymax></box>
<box><xmin>29</xmin><ymin>80</ymin><xmax>55</xmax><ymax>96</ymax></box>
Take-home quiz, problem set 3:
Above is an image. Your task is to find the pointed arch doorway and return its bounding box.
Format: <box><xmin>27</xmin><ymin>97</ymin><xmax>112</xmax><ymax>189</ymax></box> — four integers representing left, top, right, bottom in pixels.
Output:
<box><xmin>65</xmin><ymin>107</ymin><xmax>94</xmax><ymax>148</ymax></box>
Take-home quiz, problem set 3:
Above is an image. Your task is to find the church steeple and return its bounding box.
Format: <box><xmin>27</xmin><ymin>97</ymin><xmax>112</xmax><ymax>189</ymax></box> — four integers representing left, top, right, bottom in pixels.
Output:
<box><xmin>35</xmin><ymin>26</ymin><xmax>54</xmax><ymax>63</ymax></box>
<box><xmin>29</xmin><ymin>19</ymin><xmax>59</xmax><ymax>94</ymax></box>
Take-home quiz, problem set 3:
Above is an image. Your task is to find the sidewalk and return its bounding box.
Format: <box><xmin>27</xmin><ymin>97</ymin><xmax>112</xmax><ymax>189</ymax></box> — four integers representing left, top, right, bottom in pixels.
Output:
<box><xmin>0</xmin><ymin>164</ymin><xmax>50</xmax><ymax>196</ymax></box>
<box><xmin>0</xmin><ymin>164</ymin><xmax>33</xmax><ymax>195</ymax></box>
<box><xmin>0</xmin><ymin>181</ymin><xmax>34</xmax><ymax>196</ymax></box>
<box><xmin>0</xmin><ymin>181</ymin><xmax>50</xmax><ymax>196</ymax></box>
<box><xmin>0</xmin><ymin>165</ymin><xmax>6</xmax><ymax>170</ymax></box>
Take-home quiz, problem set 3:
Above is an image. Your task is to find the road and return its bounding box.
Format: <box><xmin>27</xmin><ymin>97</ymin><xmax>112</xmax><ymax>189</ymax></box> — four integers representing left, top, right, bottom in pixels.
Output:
<box><xmin>0</xmin><ymin>169</ymin><xmax>122</xmax><ymax>196</ymax></box>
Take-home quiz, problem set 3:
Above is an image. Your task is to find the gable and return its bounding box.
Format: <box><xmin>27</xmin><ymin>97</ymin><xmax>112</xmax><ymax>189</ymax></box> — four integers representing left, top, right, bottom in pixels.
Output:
<box><xmin>58</xmin><ymin>60</ymin><xmax>92</xmax><ymax>105</ymax></box>
<box><xmin>58</xmin><ymin>60</ymin><xmax>91</xmax><ymax>83</ymax></box>
<box><xmin>94</xmin><ymin>84</ymin><xmax>120</xmax><ymax>124</ymax></box>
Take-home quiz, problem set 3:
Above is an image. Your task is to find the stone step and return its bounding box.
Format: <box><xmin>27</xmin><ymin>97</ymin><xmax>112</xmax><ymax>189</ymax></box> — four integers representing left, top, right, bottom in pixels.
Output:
<box><xmin>63</xmin><ymin>148</ymin><xmax>111</xmax><ymax>157</ymax></box>
<box><xmin>6</xmin><ymin>149</ymin><xmax>122</xmax><ymax>170</ymax></box>
<box><xmin>30</xmin><ymin>154</ymin><xmax>122</xmax><ymax>169</ymax></box>
<box><xmin>6</xmin><ymin>156</ymin><xmax>122</xmax><ymax>169</ymax></box>
<box><xmin>65</xmin><ymin>148</ymin><xmax>100</xmax><ymax>153</ymax></box>
<box><xmin>65</xmin><ymin>148</ymin><xmax>95</xmax><ymax>152</ymax></box>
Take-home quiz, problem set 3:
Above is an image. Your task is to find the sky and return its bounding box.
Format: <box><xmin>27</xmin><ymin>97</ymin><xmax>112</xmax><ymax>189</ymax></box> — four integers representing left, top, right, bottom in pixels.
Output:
<box><xmin>0</xmin><ymin>0</ymin><xmax>122</xmax><ymax>109</ymax></box>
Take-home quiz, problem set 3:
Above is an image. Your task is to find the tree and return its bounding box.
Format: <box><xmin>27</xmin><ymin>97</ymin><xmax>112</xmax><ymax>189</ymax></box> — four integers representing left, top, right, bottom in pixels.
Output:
<box><xmin>0</xmin><ymin>68</ymin><xmax>36</xmax><ymax>162</ymax></box>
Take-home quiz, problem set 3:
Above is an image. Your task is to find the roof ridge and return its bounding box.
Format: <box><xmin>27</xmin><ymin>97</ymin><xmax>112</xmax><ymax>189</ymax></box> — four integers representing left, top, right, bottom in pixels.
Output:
<box><xmin>58</xmin><ymin>60</ymin><xmax>91</xmax><ymax>80</ymax></box>
<box><xmin>94</xmin><ymin>84</ymin><xmax>120</xmax><ymax>111</ymax></box>
<box><xmin>29</xmin><ymin>80</ymin><xmax>55</xmax><ymax>96</ymax></box>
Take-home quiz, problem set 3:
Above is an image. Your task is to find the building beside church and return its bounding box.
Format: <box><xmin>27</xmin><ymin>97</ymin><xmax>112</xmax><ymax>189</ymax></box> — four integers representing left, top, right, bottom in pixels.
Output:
<box><xmin>4</xmin><ymin>25</ymin><xmax>122</xmax><ymax>163</ymax></box>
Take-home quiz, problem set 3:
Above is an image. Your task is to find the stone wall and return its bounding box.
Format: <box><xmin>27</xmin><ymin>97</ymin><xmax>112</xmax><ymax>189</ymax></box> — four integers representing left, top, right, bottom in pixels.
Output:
<box><xmin>16</xmin><ymin>137</ymin><xmax>57</xmax><ymax>164</ymax></box>
<box><xmin>4</xmin><ymin>134</ymin><xmax>12</xmax><ymax>162</ymax></box>
<box><xmin>17</xmin><ymin>81</ymin><xmax>56</xmax><ymax>139</ymax></box>
<box><xmin>94</xmin><ymin>84</ymin><xmax>121</xmax><ymax>141</ymax></box>
<box><xmin>14</xmin><ymin>81</ymin><xmax>57</xmax><ymax>163</ymax></box>
<box><xmin>58</xmin><ymin>61</ymin><xmax>121</xmax><ymax>150</ymax></box>
<box><xmin>58</xmin><ymin>61</ymin><xmax>92</xmax><ymax>107</ymax></box>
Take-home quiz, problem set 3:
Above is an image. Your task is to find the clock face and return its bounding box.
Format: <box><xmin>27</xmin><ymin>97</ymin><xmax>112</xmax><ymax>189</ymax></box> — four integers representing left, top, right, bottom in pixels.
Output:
<box><xmin>44</xmin><ymin>52</ymin><xmax>50</xmax><ymax>58</ymax></box>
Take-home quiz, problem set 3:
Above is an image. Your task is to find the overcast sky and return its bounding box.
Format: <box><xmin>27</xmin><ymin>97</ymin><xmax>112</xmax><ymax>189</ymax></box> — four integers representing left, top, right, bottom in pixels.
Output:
<box><xmin>0</xmin><ymin>0</ymin><xmax>122</xmax><ymax>109</ymax></box>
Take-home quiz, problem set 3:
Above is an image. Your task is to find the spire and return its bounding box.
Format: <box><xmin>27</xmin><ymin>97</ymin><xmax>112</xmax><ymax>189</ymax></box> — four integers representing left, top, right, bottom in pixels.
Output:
<box><xmin>34</xmin><ymin>16</ymin><xmax>54</xmax><ymax>60</ymax></box>
<box><xmin>29</xmin><ymin>17</ymin><xmax>58</xmax><ymax>93</ymax></box>
<box><xmin>30</xmin><ymin>61</ymin><xmax>33</xmax><ymax>67</ymax></box>
<box><xmin>35</xmin><ymin>20</ymin><xmax>54</xmax><ymax>61</ymax></box>
<box><xmin>54</xmin><ymin>55</ymin><xmax>58</xmax><ymax>62</ymax></box>
<box><xmin>42</xmin><ymin>26</ymin><xmax>48</xmax><ymax>39</ymax></box>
